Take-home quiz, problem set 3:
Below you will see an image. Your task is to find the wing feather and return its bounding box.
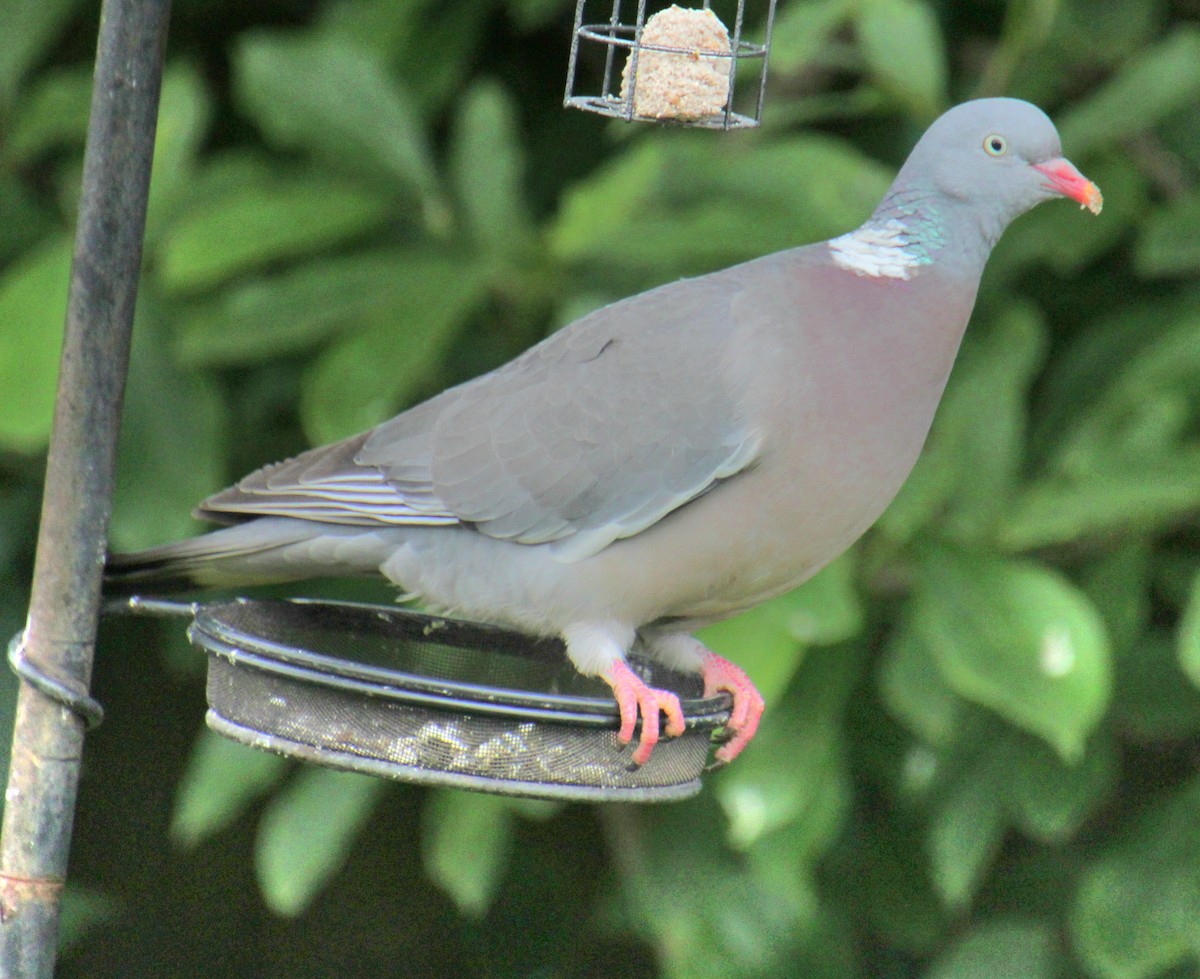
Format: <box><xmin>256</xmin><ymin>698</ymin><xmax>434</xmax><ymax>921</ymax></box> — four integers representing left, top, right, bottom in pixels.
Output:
<box><xmin>197</xmin><ymin>266</ymin><xmax>764</xmax><ymax>560</ymax></box>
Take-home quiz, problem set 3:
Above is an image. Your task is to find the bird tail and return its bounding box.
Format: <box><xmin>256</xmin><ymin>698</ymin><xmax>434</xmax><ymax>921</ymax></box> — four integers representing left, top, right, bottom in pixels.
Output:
<box><xmin>103</xmin><ymin>518</ymin><xmax>360</xmax><ymax>594</ymax></box>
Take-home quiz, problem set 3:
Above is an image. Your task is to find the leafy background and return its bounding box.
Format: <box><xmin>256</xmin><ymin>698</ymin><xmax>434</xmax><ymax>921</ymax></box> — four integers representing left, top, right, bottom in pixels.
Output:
<box><xmin>1</xmin><ymin>0</ymin><xmax>1199</xmax><ymax>975</ymax></box>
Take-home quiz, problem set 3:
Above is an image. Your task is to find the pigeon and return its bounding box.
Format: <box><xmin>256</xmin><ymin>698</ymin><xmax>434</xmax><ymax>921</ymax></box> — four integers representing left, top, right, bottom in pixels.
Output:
<box><xmin>108</xmin><ymin>98</ymin><xmax>1102</xmax><ymax>766</ymax></box>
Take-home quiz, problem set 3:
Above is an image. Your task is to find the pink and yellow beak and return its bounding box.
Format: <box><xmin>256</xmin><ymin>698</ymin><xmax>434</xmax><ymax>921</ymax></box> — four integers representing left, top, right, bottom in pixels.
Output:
<box><xmin>1032</xmin><ymin>158</ymin><xmax>1103</xmax><ymax>215</ymax></box>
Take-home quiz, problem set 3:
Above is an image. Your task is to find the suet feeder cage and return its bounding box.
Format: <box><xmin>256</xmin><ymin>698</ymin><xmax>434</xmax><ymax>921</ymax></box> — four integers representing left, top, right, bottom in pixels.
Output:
<box><xmin>565</xmin><ymin>0</ymin><xmax>778</xmax><ymax>129</ymax></box>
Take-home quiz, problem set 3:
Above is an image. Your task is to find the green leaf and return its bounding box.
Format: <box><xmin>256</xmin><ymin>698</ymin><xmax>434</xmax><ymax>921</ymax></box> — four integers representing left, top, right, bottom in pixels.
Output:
<box><xmin>840</xmin><ymin>815</ymin><xmax>946</xmax><ymax>955</ymax></box>
<box><xmin>255</xmin><ymin>767</ymin><xmax>384</xmax><ymax>916</ymax></box>
<box><xmin>1058</xmin><ymin>28</ymin><xmax>1200</xmax><ymax>156</ymax></box>
<box><xmin>1005</xmin><ymin>734</ymin><xmax>1116</xmax><ymax>843</ymax></box>
<box><xmin>1014</xmin><ymin>291</ymin><xmax>1200</xmax><ymax>513</ymax></box>
<box><xmin>0</xmin><ymin>176</ymin><xmax>56</xmax><ymax>265</ymax></box>
<box><xmin>421</xmin><ymin>790</ymin><xmax>515</xmax><ymax>917</ymax></box>
<box><xmin>1157</xmin><ymin>547</ymin><xmax>1200</xmax><ymax>611</ymax></box>
<box><xmin>160</xmin><ymin>151</ymin><xmax>278</xmax><ymax>217</ymax></box>
<box><xmin>1000</xmin><ymin>453</ymin><xmax>1200</xmax><ymax>551</ymax></box>
<box><xmin>299</xmin><ymin>256</ymin><xmax>489</xmax><ymax>444</ymax></box>
<box><xmin>1051</xmin><ymin>296</ymin><xmax>1200</xmax><ymax>460</ymax></box>
<box><xmin>1027</xmin><ymin>289</ymin><xmax>1199</xmax><ymax>464</ymax></box>
<box><xmin>912</xmin><ymin>546</ymin><xmax>1112</xmax><ymax>762</ymax></box>
<box><xmin>170</xmin><ymin>728</ymin><xmax>289</xmax><ymax>848</ymax></box>
<box><xmin>1181</xmin><ymin>570</ymin><xmax>1200</xmax><ymax>689</ymax></box>
<box><xmin>856</xmin><ymin>0</ymin><xmax>948</xmax><ymax>119</ymax></box>
<box><xmin>314</xmin><ymin>0</ymin><xmax>434</xmax><ymax>70</ymax></box>
<box><xmin>1161</xmin><ymin>101</ymin><xmax>1200</xmax><ymax>172</ymax></box>
<box><xmin>618</xmin><ymin>794</ymin><xmax>813</xmax><ymax>979</ymax></box>
<box><xmin>110</xmin><ymin>299</ymin><xmax>227</xmax><ymax>551</ymax></box>
<box><xmin>58</xmin><ymin>885</ymin><xmax>122</xmax><ymax>953</ymax></box>
<box><xmin>550</xmin><ymin>135</ymin><xmax>890</xmax><ymax>281</ymax></box>
<box><xmin>144</xmin><ymin>62</ymin><xmax>213</xmax><ymax>245</ymax></box>
<box><xmin>769</xmin><ymin>0</ymin><xmax>855</xmax><ymax>74</ymax></box>
<box><xmin>0</xmin><ymin>0</ymin><xmax>79</xmax><ymax>109</ymax></box>
<box><xmin>505</xmin><ymin>0</ymin><xmax>569</xmax><ymax>30</ymax></box>
<box><xmin>319</xmin><ymin>0</ymin><xmax>500</xmax><ymax>116</ymax></box>
<box><xmin>0</xmin><ymin>234</ymin><xmax>72</xmax><ymax>453</ymax></box>
<box><xmin>744</xmin><ymin>777</ymin><xmax>847</xmax><ymax>916</ymax></box>
<box><xmin>4</xmin><ymin>65</ymin><xmax>92</xmax><ymax>165</ymax></box>
<box><xmin>977</xmin><ymin>0</ymin><xmax>1065</xmax><ymax>94</ymax></box>
<box><xmin>233</xmin><ymin>31</ymin><xmax>447</xmax><ymax>230</ymax></box>
<box><xmin>1114</xmin><ymin>631</ymin><xmax>1200</xmax><ymax>743</ymax></box>
<box><xmin>1050</xmin><ymin>0</ymin><xmax>1159</xmax><ymax>66</ymax></box>
<box><xmin>879</xmin><ymin>623</ymin><xmax>966</xmax><ymax>747</ymax></box>
<box><xmin>1047</xmin><ymin>304</ymin><xmax>1200</xmax><ymax>473</ymax></box>
<box><xmin>175</xmin><ymin>251</ymin><xmax>427</xmax><ymax>367</ymax></box>
<box><xmin>1135</xmin><ymin>190</ymin><xmax>1200</xmax><ymax>277</ymax></box>
<box><xmin>927</xmin><ymin>747</ymin><xmax>1007</xmax><ymax>909</ymax></box>
<box><xmin>1072</xmin><ymin>776</ymin><xmax>1200</xmax><ymax>979</ymax></box>
<box><xmin>925</xmin><ymin>919</ymin><xmax>1057</xmax><ymax>979</ymax></box>
<box><xmin>157</xmin><ymin>177</ymin><xmax>391</xmax><ymax>294</ymax></box>
<box><xmin>449</xmin><ymin>80</ymin><xmax>532</xmax><ymax>251</ymax></box>
<box><xmin>1078</xmin><ymin>543</ymin><xmax>1153</xmax><ymax>656</ymax></box>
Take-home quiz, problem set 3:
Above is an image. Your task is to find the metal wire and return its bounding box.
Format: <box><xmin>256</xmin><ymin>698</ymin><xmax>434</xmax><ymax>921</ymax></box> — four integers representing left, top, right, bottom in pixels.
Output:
<box><xmin>6</xmin><ymin>633</ymin><xmax>104</xmax><ymax>731</ymax></box>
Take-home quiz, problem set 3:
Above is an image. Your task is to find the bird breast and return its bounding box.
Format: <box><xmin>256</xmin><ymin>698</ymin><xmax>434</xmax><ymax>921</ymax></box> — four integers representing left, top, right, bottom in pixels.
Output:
<box><xmin>589</xmin><ymin>260</ymin><xmax>980</xmax><ymax>626</ymax></box>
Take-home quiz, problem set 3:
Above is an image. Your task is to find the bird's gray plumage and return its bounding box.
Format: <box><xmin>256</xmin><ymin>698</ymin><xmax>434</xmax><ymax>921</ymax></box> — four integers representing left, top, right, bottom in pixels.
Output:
<box><xmin>199</xmin><ymin>274</ymin><xmax>762</xmax><ymax>561</ymax></box>
<box><xmin>108</xmin><ymin>98</ymin><xmax>1100</xmax><ymax>759</ymax></box>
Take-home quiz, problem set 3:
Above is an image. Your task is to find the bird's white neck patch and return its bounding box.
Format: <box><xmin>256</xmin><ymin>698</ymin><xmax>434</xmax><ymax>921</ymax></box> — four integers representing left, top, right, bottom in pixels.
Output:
<box><xmin>828</xmin><ymin>218</ymin><xmax>930</xmax><ymax>280</ymax></box>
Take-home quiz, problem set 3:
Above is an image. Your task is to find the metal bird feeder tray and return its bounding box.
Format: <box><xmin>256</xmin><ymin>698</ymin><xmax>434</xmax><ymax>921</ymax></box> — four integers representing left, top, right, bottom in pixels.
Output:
<box><xmin>565</xmin><ymin>0</ymin><xmax>777</xmax><ymax>129</ymax></box>
<box><xmin>123</xmin><ymin>597</ymin><xmax>732</xmax><ymax>802</ymax></box>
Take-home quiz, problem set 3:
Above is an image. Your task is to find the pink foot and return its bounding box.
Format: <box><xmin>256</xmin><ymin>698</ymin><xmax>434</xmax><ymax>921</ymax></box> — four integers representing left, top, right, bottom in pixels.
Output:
<box><xmin>701</xmin><ymin>653</ymin><xmax>765</xmax><ymax>764</ymax></box>
<box><xmin>605</xmin><ymin>659</ymin><xmax>686</xmax><ymax>765</ymax></box>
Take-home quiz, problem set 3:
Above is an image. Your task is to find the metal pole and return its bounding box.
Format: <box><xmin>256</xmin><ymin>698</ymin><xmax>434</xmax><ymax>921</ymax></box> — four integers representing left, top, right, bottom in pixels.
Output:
<box><xmin>0</xmin><ymin>0</ymin><xmax>171</xmax><ymax>973</ymax></box>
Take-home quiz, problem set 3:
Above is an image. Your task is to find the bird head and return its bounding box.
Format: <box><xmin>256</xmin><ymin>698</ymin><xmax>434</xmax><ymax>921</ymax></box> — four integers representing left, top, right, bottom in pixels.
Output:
<box><xmin>897</xmin><ymin>97</ymin><xmax>1102</xmax><ymax>235</ymax></box>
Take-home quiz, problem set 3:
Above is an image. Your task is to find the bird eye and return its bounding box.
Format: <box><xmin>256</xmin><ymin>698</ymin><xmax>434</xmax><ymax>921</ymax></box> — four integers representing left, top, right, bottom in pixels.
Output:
<box><xmin>983</xmin><ymin>134</ymin><xmax>1008</xmax><ymax>157</ymax></box>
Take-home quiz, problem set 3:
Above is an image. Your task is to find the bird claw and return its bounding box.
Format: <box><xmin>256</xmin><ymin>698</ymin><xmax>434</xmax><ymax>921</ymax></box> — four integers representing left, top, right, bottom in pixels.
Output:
<box><xmin>701</xmin><ymin>652</ymin><xmax>765</xmax><ymax>763</ymax></box>
<box><xmin>605</xmin><ymin>659</ymin><xmax>686</xmax><ymax>765</ymax></box>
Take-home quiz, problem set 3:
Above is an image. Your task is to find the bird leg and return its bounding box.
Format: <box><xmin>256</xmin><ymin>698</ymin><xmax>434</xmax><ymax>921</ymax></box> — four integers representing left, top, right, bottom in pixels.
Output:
<box><xmin>605</xmin><ymin>659</ymin><xmax>686</xmax><ymax>766</ymax></box>
<box><xmin>699</xmin><ymin>651</ymin><xmax>765</xmax><ymax>764</ymax></box>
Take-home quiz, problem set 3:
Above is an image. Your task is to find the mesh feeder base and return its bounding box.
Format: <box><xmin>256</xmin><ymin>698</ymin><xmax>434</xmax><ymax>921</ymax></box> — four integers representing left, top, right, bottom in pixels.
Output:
<box><xmin>191</xmin><ymin>598</ymin><xmax>732</xmax><ymax>803</ymax></box>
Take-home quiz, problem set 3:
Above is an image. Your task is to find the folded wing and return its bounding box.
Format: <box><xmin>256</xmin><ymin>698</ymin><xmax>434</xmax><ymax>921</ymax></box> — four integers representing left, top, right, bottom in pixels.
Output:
<box><xmin>198</xmin><ymin>273</ymin><xmax>761</xmax><ymax>562</ymax></box>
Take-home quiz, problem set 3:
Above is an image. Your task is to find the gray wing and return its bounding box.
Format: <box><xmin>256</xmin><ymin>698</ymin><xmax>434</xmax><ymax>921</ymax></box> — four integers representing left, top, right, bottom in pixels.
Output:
<box><xmin>200</xmin><ymin>271</ymin><xmax>762</xmax><ymax>562</ymax></box>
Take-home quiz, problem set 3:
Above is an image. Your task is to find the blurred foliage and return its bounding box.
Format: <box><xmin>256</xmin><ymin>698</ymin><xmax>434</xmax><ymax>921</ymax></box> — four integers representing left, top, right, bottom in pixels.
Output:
<box><xmin>0</xmin><ymin>0</ymin><xmax>1198</xmax><ymax>975</ymax></box>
